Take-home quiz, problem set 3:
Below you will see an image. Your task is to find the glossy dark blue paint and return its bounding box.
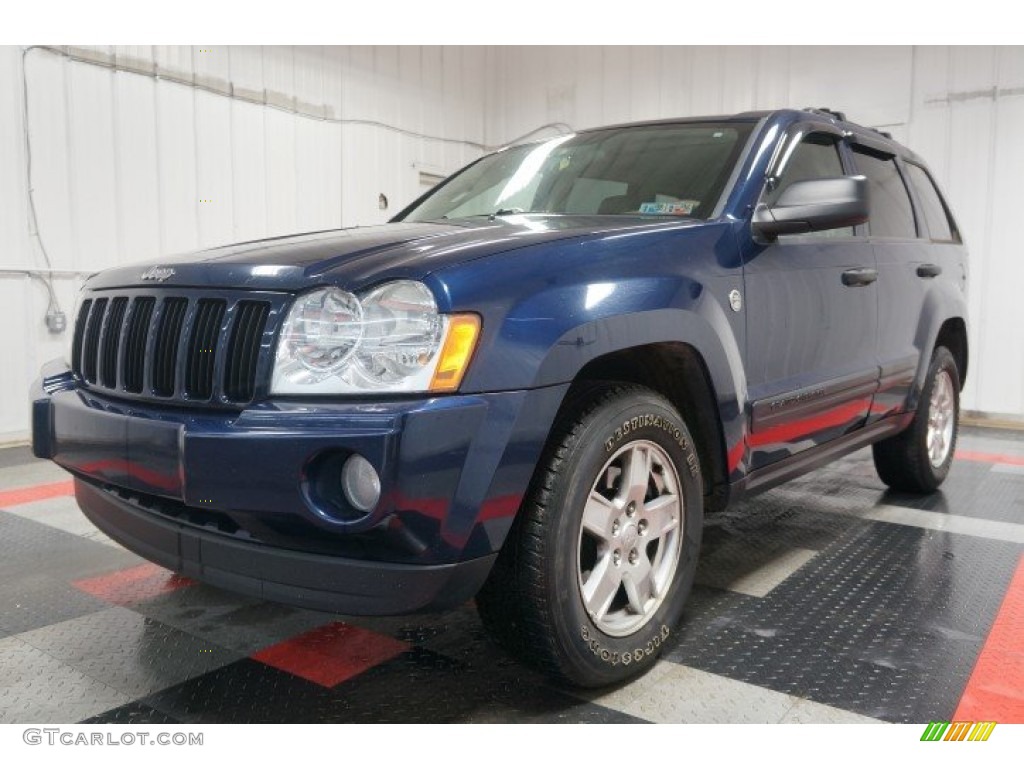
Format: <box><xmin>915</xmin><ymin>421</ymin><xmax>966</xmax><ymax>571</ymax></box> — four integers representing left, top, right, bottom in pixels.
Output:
<box><xmin>31</xmin><ymin>109</ymin><xmax>969</xmax><ymax>614</ymax></box>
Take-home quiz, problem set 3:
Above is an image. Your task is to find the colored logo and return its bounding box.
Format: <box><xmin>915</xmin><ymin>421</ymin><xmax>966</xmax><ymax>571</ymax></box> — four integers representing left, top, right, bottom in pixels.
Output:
<box><xmin>920</xmin><ymin>721</ymin><xmax>996</xmax><ymax>742</ymax></box>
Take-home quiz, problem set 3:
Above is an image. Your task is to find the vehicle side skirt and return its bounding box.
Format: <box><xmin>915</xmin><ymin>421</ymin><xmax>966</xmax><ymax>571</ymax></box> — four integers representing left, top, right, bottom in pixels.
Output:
<box><xmin>730</xmin><ymin>412</ymin><xmax>914</xmax><ymax>501</ymax></box>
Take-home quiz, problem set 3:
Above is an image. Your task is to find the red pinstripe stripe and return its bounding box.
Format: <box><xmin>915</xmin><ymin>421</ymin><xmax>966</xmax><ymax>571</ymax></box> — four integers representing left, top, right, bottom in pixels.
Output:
<box><xmin>0</xmin><ymin>479</ymin><xmax>74</xmax><ymax>508</ymax></box>
<box><xmin>953</xmin><ymin>555</ymin><xmax>1024</xmax><ymax>723</ymax></box>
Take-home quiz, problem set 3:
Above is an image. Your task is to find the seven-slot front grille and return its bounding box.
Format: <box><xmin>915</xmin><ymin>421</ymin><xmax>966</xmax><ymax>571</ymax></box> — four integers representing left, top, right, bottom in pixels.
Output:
<box><xmin>71</xmin><ymin>290</ymin><xmax>282</xmax><ymax>407</ymax></box>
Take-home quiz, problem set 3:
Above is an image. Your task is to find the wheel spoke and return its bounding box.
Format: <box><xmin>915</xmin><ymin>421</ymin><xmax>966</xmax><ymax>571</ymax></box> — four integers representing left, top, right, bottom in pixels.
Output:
<box><xmin>582</xmin><ymin>556</ymin><xmax>621</xmax><ymax>620</ymax></box>
<box><xmin>622</xmin><ymin>555</ymin><xmax>655</xmax><ymax>614</ymax></box>
<box><xmin>621</xmin><ymin>445</ymin><xmax>652</xmax><ymax>504</ymax></box>
<box><xmin>642</xmin><ymin>493</ymin><xmax>680</xmax><ymax>538</ymax></box>
<box><xmin>582</xmin><ymin>491</ymin><xmax>617</xmax><ymax>542</ymax></box>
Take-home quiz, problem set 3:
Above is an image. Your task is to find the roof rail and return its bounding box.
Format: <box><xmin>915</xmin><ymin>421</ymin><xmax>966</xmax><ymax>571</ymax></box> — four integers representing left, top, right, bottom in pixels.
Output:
<box><xmin>871</xmin><ymin>127</ymin><xmax>894</xmax><ymax>139</ymax></box>
<box><xmin>804</xmin><ymin>107</ymin><xmax>848</xmax><ymax>122</ymax></box>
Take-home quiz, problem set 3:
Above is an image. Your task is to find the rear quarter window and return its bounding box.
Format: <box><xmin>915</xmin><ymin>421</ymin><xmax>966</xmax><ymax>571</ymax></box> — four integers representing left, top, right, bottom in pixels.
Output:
<box><xmin>905</xmin><ymin>163</ymin><xmax>958</xmax><ymax>242</ymax></box>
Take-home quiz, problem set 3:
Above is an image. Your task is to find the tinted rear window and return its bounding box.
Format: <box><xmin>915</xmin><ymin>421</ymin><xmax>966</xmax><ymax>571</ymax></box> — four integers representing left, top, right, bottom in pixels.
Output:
<box><xmin>906</xmin><ymin>163</ymin><xmax>956</xmax><ymax>242</ymax></box>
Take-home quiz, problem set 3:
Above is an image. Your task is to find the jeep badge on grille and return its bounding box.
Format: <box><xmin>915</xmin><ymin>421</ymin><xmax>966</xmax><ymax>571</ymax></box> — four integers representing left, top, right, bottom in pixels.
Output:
<box><xmin>141</xmin><ymin>266</ymin><xmax>175</xmax><ymax>282</ymax></box>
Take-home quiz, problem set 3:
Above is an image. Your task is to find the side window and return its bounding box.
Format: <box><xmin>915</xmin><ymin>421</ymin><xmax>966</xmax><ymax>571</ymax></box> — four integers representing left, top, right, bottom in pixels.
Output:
<box><xmin>851</xmin><ymin>147</ymin><xmax>917</xmax><ymax>239</ymax></box>
<box><xmin>767</xmin><ymin>132</ymin><xmax>853</xmax><ymax>237</ymax></box>
<box><xmin>905</xmin><ymin>163</ymin><xmax>957</xmax><ymax>242</ymax></box>
<box><xmin>768</xmin><ymin>133</ymin><xmax>845</xmax><ymax>204</ymax></box>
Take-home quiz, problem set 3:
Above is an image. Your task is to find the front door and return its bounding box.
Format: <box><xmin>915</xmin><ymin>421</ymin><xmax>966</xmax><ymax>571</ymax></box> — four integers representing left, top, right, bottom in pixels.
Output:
<box><xmin>743</xmin><ymin>126</ymin><xmax>879</xmax><ymax>471</ymax></box>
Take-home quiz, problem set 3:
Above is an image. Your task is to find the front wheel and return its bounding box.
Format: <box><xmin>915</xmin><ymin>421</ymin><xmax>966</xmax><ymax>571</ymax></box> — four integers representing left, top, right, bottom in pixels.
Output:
<box><xmin>873</xmin><ymin>346</ymin><xmax>960</xmax><ymax>493</ymax></box>
<box><xmin>476</xmin><ymin>384</ymin><xmax>704</xmax><ymax>687</ymax></box>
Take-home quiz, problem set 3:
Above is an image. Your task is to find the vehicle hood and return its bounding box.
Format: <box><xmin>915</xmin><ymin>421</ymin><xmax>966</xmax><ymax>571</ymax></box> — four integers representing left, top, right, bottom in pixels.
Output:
<box><xmin>84</xmin><ymin>216</ymin><xmax>704</xmax><ymax>292</ymax></box>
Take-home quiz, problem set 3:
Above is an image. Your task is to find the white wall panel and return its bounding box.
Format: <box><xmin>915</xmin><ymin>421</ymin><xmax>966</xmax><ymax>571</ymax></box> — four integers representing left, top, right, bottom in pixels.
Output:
<box><xmin>23</xmin><ymin>50</ymin><xmax>76</xmax><ymax>270</ymax></box>
<box><xmin>230</xmin><ymin>98</ymin><xmax>269</xmax><ymax>243</ymax></box>
<box><xmin>113</xmin><ymin>71</ymin><xmax>161</xmax><ymax>264</ymax></box>
<box><xmin>789</xmin><ymin>47</ymin><xmax>912</xmax><ymax>128</ymax></box>
<box><xmin>264</xmin><ymin>106</ymin><xmax>299</xmax><ymax>236</ymax></box>
<box><xmin>195</xmin><ymin>90</ymin><xmax>235</xmax><ymax>248</ymax></box>
<box><xmin>67</xmin><ymin>64</ymin><xmax>119</xmax><ymax>265</ymax></box>
<box><xmin>0</xmin><ymin>48</ymin><xmax>30</xmax><ymax>268</ymax></box>
<box><xmin>155</xmin><ymin>80</ymin><xmax>200</xmax><ymax>256</ymax></box>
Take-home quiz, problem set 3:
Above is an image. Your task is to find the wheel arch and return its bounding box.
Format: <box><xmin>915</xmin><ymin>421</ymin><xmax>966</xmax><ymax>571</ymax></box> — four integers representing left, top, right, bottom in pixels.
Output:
<box><xmin>935</xmin><ymin>316</ymin><xmax>968</xmax><ymax>389</ymax></box>
<box><xmin>565</xmin><ymin>342</ymin><xmax>730</xmax><ymax>513</ymax></box>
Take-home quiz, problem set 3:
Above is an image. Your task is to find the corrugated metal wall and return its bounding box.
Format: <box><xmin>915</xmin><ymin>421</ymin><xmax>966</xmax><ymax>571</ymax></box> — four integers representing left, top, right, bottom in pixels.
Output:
<box><xmin>0</xmin><ymin>45</ymin><xmax>488</xmax><ymax>440</ymax></box>
<box><xmin>486</xmin><ymin>46</ymin><xmax>1024</xmax><ymax>420</ymax></box>
<box><xmin>2</xmin><ymin>45</ymin><xmax>1022</xmax><ymax>439</ymax></box>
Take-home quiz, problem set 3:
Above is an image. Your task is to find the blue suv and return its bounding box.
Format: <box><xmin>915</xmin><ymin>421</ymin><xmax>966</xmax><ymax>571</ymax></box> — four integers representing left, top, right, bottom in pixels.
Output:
<box><xmin>32</xmin><ymin>108</ymin><xmax>968</xmax><ymax>686</ymax></box>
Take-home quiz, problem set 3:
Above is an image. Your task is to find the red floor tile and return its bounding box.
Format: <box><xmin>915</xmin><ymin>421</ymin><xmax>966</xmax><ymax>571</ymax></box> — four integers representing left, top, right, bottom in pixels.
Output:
<box><xmin>0</xmin><ymin>479</ymin><xmax>74</xmax><ymax>508</ymax></box>
<box><xmin>954</xmin><ymin>554</ymin><xmax>1024</xmax><ymax>724</ymax></box>
<box><xmin>72</xmin><ymin>563</ymin><xmax>196</xmax><ymax>605</ymax></box>
<box><xmin>956</xmin><ymin>449</ymin><xmax>1024</xmax><ymax>467</ymax></box>
<box><xmin>252</xmin><ymin>622</ymin><xmax>409</xmax><ymax>687</ymax></box>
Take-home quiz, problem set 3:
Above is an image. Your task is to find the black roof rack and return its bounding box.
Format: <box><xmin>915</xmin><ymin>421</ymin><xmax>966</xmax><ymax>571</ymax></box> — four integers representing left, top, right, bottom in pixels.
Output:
<box><xmin>804</xmin><ymin>107</ymin><xmax>848</xmax><ymax>122</ymax></box>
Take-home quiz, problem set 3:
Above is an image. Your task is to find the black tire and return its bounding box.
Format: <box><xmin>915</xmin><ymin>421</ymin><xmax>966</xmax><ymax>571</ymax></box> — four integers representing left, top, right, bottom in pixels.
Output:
<box><xmin>476</xmin><ymin>383</ymin><xmax>704</xmax><ymax>687</ymax></box>
<box><xmin>872</xmin><ymin>346</ymin><xmax>960</xmax><ymax>493</ymax></box>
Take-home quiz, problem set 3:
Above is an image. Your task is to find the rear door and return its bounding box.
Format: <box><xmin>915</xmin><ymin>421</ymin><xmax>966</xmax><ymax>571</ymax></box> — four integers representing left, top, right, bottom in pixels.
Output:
<box><xmin>743</xmin><ymin>124</ymin><xmax>879</xmax><ymax>470</ymax></box>
<box><xmin>848</xmin><ymin>141</ymin><xmax>957</xmax><ymax>421</ymax></box>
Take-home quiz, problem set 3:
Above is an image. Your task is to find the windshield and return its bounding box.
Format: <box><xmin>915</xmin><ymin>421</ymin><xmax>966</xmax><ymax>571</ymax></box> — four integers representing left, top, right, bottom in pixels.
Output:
<box><xmin>399</xmin><ymin>122</ymin><xmax>754</xmax><ymax>223</ymax></box>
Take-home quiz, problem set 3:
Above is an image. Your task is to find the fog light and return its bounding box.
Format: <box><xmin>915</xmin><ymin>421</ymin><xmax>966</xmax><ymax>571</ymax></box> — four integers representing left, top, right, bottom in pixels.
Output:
<box><xmin>341</xmin><ymin>454</ymin><xmax>381</xmax><ymax>513</ymax></box>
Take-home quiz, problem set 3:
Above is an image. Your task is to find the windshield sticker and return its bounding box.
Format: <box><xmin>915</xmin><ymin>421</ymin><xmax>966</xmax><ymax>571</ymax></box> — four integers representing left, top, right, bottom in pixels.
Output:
<box><xmin>639</xmin><ymin>200</ymin><xmax>699</xmax><ymax>216</ymax></box>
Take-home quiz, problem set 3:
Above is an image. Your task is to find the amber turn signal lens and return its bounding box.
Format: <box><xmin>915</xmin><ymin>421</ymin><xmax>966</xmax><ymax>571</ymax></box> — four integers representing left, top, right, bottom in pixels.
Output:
<box><xmin>430</xmin><ymin>314</ymin><xmax>481</xmax><ymax>392</ymax></box>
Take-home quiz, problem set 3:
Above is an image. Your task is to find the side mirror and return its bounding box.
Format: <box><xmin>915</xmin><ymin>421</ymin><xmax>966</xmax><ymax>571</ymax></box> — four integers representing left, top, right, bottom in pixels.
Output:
<box><xmin>752</xmin><ymin>175</ymin><xmax>869</xmax><ymax>239</ymax></box>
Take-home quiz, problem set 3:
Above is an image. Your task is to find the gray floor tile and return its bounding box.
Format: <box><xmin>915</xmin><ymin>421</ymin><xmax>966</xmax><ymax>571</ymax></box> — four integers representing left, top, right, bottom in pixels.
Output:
<box><xmin>2</xmin><ymin>494</ymin><xmax>121</xmax><ymax>547</ymax></box>
<box><xmin>0</xmin><ymin>461</ymin><xmax>71</xmax><ymax>490</ymax></box>
<box><xmin>697</xmin><ymin>542</ymin><xmax>818</xmax><ymax>597</ymax></box>
<box><xmin>0</xmin><ymin>636</ymin><xmax>130</xmax><ymax>723</ymax></box>
<box><xmin>588</xmin><ymin>661</ymin><xmax>801</xmax><ymax>723</ymax></box>
<box><xmin>780</xmin><ymin>697</ymin><xmax>886</xmax><ymax>724</ymax></box>
<box><xmin>17</xmin><ymin>606</ymin><xmax>242</xmax><ymax>698</ymax></box>
<box><xmin>0</xmin><ymin>575</ymin><xmax>110</xmax><ymax>636</ymax></box>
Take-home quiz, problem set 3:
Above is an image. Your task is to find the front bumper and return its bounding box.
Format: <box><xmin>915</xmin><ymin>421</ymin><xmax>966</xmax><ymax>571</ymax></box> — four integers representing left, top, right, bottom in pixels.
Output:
<box><xmin>74</xmin><ymin>479</ymin><xmax>495</xmax><ymax>614</ymax></box>
<box><xmin>32</xmin><ymin>361</ymin><xmax>568</xmax><ymax>613</ymax></box>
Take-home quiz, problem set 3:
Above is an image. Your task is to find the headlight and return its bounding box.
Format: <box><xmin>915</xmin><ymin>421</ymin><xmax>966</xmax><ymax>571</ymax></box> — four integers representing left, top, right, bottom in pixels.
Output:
<box><xmin>271</xmin><ymin>281</ymin><xmax>480</xmax><ymax>395</ymax></box>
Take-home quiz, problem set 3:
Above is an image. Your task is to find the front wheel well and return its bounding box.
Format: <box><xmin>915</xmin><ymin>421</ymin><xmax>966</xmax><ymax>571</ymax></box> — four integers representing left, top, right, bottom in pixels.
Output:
<box><xmin>935</xmin><ymin>317</ymin><xmax>968</xmax><ymax>388</ymax></box>
<box><xmin>567</xmin><ymin>343</ymin><xmax>728</xmax><ymax>512</ymax></box>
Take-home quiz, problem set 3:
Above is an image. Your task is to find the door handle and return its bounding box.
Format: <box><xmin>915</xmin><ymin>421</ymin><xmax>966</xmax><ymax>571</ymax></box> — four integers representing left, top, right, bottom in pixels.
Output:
<box><xmin>841</xmin><ymin>267</ymin><xmax>878</xmax><ymax>287</ymax></box>
<box><xmin>916</xmin><ymin>263</ymin><xmax>942</xmax><ymax>278</ymax></box>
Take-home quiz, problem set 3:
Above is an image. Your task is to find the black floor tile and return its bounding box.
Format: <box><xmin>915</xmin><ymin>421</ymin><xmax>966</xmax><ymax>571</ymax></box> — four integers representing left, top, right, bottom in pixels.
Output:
<box><xmin>662</xmin><ymin>518</ymin><xmax>1020</xmax><ymax>722</ymax></box>
<box><xmin>142</xmin><ymin>660</ymin><xmax>351</xmax><ymax>724</ymax></box>
<box><xmin>82</xmin><ymin>701</ymin><xmax>182</xmax><ymax>724</ymax></box>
